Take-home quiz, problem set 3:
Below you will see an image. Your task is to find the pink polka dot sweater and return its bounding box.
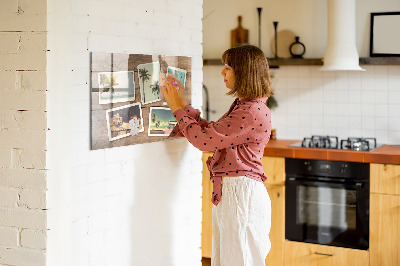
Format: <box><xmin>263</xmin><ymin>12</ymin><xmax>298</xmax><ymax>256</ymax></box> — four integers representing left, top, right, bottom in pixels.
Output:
<box><xmin>170</xmin><ymin>97</ymin><xmax>271</xmax><ymax>206</ymax></box>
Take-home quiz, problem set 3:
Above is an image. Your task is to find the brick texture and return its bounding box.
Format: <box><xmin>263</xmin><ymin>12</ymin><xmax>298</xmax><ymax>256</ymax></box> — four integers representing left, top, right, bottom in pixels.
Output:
<box><xmin>0</xmin><ymin>0</ymin><xmax>47</xmax><ymax>264</ymax></box>
<box><xmin>21</xmin><ymin>229</ymin><xmax>46</xmax><ymax>249</ymax></box>
<box><xmin>0</xmin><ymin>227</ymin><xmax>19</xmax><ymax>247</ymax></box>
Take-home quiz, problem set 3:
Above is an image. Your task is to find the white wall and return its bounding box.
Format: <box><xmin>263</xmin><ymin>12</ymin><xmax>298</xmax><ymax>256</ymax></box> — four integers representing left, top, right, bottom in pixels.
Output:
<box><xmin>47</xmin><ymin>0</ymin><xmax>203</xmax><ymax>266</ymax></box>
<box><xmin>203</xmin><ymin>0</ymin><xmax>400</xmax><ymax>145</ymax></box>
<box><xmin>203</xmin><ymin>0</ymin><xmax>400</xmax><ymax>58</ymax></box>
<box><xmin>0</xmin><ymin>0</ymin><xmax>48</xmax><ymax>265</ymax></box>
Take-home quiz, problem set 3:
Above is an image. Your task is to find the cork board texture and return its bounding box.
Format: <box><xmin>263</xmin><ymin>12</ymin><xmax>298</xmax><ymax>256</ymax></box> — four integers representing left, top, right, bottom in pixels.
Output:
<box><xmin>90</xmin><ymin>52</ymin><xmax>192</xmax><ymax>150</ymax></box>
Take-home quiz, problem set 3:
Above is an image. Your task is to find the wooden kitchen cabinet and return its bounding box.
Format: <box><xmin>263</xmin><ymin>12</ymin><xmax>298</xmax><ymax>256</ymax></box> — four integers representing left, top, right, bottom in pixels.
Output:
<box><xmin>370</xmin><ymin>163</ymin><xmax>400</xmax><ymax>266</ymax></box>
<box><xmin>370</xmin><ymin>163</ymin><xmax>400</xmax><ymax>195</ymax></box>
<box><xmin>202</xmin><ymin>152</ymin><xmax>213</xmax><ymax>258</ymax></box>
<box><xmin>262</xmin><ymin>156</ymin><xmax>285</xmax><ymax>266</ymax></box>
<box><xmin>370</xmin><ymin>193</ymin><xmax>400</xmax><ymax>266</ymax></box>
<box><xmin>261</xmin><ymin>156</ymin><xmax>285</xmax><ymax>186</ymax></box>
<box><xmin>201</xmin><ymin>153</ymin><xmax>286</xmax><ymax>266</ymax></box>
<box><xmin>264</xmin><ymin>184</ymin><xmax>285</xmax><ymax>266</ymax></box>
<box><xmin>284</xmin><ymin>241</ymin><xmax>369</xmax><ymax>266</ymax></box>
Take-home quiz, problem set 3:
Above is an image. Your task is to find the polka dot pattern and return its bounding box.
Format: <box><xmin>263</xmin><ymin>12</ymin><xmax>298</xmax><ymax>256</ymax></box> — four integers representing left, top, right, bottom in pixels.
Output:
<box><xmin>170</xmin><ymin>97</ymin><xmax>272</xmax><ymax>206</ymax></box>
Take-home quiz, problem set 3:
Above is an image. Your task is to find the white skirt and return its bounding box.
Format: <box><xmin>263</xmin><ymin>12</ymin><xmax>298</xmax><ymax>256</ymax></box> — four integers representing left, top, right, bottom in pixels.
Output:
<box><xmin>212</xmin><ymin>176</ymin><xmax>271</xmax><ymax>266</ymax></box>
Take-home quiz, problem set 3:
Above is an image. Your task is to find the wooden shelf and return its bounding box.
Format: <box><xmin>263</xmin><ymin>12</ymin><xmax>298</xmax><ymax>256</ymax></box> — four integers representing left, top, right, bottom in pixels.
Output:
<box><xmin>203</xmin><ymin>57</ymin><xmax>400</xmax><ymax>67</ymax></box>
<box><xmin>268</xmin><ymin>58</ymin><xmax>322</xmax><ymax>67</ymax></box>
<box><xmin>359</xmin><ymin>57</ymin><xmax>400</xmax><ymax>65</ymax></box>
<box><xmin>203</xmin><ymin>58</ymin><xmax>323</xmax><ymax>67</ymax></box>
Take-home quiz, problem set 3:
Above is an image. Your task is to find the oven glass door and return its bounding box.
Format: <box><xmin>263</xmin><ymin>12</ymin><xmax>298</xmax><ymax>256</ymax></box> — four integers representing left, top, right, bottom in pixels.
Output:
<box><xmin>298</xmin><ymin>185</ymin><xmax>356</xmax><ymax>229</ymax></box>
<box><xmin>286</xmin><ymin>179</ymin><xmax>369</xmax><ymax>250</ymax></box>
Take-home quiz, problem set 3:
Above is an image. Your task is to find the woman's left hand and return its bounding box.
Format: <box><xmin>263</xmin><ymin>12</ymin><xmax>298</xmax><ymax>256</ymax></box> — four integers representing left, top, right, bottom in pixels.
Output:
<box><xmin>161</xmin><ymin>77</ymin><xmax>185</xmax><ymax>113</ymax></box>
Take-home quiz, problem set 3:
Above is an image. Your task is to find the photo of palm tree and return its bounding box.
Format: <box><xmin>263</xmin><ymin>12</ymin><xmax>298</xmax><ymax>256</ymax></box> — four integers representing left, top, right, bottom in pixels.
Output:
<box><xmin>148</xmin><ymin>107</ymin><xmax>177</xmax><ymax>136</ymax></box>
<box><xmin>98</xmin><ymin>71</ymin><xmax>135</xmax><ymax>104</ymax></box>
<box><xmin>137</xmin><ymin>62</ymin><xmax>160</xmax><ymax>104</ymax></box>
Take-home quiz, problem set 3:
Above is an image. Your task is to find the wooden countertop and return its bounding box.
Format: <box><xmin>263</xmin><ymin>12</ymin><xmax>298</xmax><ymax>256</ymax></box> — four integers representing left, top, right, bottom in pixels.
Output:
<box><xmin>263</xmin><ymin>139</ymin><xmax>400</xmax><ymax>165</ymax></box>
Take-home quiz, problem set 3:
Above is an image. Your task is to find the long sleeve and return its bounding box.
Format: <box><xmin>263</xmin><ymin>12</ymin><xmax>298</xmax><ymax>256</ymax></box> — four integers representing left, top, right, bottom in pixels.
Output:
<box><xmin>169</xmin><ymin>104</ymin><xmax>210</xmax><ymax>137</ymax></box>
<box><xmin>172</xmin><ymin>106</ymin><xmax>256</xmax><ymax>152</ymax></box>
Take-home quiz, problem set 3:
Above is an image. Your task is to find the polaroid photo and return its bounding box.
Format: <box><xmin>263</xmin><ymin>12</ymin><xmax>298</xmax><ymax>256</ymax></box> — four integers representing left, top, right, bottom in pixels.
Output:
<box><xmin>98</xmin><ymin>71</ymin><xmax>135</xmax><ymax>104</ymax></box>
<box><xmin>137</xmin><ymin>61</ymin><xmax>161</xmax><ymax>104</ymax></box>
<box><xmin>106</xmin><ymin>102</ymin><xmax>144</xmax><ymax>141</ymax></box>
<box><xmin>148</xmin><ymin>107</ymin><xmax>177</xmax><ymax>137</ymax></box>
<box><xmin>167</xmin><ymin>66</ymin><xmax>187</xmax><ymax>88</ymax></box>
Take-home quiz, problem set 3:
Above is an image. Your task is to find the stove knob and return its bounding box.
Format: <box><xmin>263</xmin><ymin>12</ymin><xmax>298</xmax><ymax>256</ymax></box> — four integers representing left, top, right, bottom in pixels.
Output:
<box><xmin>340</xmin><ymin>164</ymin><xmax>347</xmax><ymax>174</ymax></box>
<box><xmin>305</xmin><ymin>162</ymin><xmax>312</xmax><ymax>171</ymax></box>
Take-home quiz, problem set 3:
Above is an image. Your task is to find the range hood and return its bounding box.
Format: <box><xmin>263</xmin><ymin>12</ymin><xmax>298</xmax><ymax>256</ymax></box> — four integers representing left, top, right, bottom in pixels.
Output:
<box><xmin>320</xmin><ymin>0</ymin><xmax>365</xmax><ymax>71</ymax></box>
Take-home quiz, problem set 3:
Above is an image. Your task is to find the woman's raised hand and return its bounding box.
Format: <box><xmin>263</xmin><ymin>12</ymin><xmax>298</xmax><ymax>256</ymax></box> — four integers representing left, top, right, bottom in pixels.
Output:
<box><xmin>167</xmin><ymin>75</ymin><xmax>187</xmax><ymax>108</ymax></box>
<box><xmin>161</xmin><ymin>75</ymin><xmax>186</xmax><ymax>113</ymax></box>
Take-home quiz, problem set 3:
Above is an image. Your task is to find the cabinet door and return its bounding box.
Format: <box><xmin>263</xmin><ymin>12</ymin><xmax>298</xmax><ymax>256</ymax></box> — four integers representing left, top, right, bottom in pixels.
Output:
<box><xmin>202</xmin><ymin>152</ymin><xmax>213</xmax><ymax>258</ymax></box>
<box><xmin>284</xmin><ymin>241</ymin><xmax>369</xmax><ymax>266</ymax></box>
<box><xmin>264</xmin><ymin>184</ymin><xmax>284</xmax><ymax>266</ymax></box>
<box><xmin>370</xmin><ymin>193</ymin><xmax>400</xmax><ymax>266</ymax></box>
<box><xmin>370</xmin><ymin>163</ymin><xmax>400</xmax><ymax>195</ymax></box>
<box><xmin>261</xmin><ymin>156</ymin><xmax>285</xmax><ymax>185</ymax></box>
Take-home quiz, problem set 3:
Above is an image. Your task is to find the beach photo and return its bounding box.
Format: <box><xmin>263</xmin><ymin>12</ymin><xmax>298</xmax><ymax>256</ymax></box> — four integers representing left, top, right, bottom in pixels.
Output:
<box><xmin>148</xmin><ymin>107</ymin><xmax>177</xmax><ymax>136</ymax></box>
<box><xmin>98</xmin><ymin>71</ymin><xmax>135</xmax><ymax>104</ymax></box>
<box><xmin>137</xmin><ymin>61</ymin><xmax>161</xmax><ymax>104</ymax></box>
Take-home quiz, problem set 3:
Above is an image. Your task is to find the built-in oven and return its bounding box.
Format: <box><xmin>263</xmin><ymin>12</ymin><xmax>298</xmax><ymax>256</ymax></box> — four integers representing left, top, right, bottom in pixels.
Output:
<box><xmin>285</xmin><ymin>158</ymin><xmax>370</xmax><ymax>250</ymax></box>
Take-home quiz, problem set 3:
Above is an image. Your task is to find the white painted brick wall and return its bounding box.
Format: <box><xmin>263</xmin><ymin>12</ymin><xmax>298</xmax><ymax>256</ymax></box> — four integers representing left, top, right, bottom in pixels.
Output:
<box><xmin>0</xmin><ymin>227</ymin><xmax>19</xmax><ymax>247</ymax></box>
<box><xmin>0</xmin><ymin>187</ymin><xmax>19</xmax><ymax>208</ymax></box>
<box><xmin>0</xmin><ymin>208</ymin><xmax>46</xmax><ymax>230</ymax></box>
<box><xmin>0</xmin><ymin>247</ymin><xmax>46</xmax><ymax>266</ymax></box>
<box><xmin>21</xmin><ymin>229</ymin><xmax>47</xmax><ymax>250</ymax></box>
<box><xmin>0</xmin><ymin>169</ymin><xmax>47</xmax><ymax>189</ymax></box>
<box><xmin>0</xmin><ymin>0</ymin><xmax>48</xmax><ymax>265</ymax></box>
<box><xmin>19</xmin><ymin>189</ymin><xmax>47</xmax><ymax>209</ymax></box>
<box><xmin>47</xmin><ymin>1</ymin><xmax>203</xmax><ymax>266</ymax></box>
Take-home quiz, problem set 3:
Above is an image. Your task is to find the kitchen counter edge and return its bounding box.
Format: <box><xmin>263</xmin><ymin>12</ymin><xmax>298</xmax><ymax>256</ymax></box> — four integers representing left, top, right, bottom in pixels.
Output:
<box><xmin>263</xmin><ymin>139</ymin><xmax>400</xmax><ymax>165</ymax></box>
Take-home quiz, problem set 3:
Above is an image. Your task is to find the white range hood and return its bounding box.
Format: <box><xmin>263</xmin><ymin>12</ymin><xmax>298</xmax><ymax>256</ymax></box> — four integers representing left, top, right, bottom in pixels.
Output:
<box><xmin>320</xmin><ymin>0</ymin><xmax>365</xmax><ymax>71</ymax></box>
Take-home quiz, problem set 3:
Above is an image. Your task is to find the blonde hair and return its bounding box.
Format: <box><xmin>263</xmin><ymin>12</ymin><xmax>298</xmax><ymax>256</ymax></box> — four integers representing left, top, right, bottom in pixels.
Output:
<box><xmin>221</xmin><ymin>45</ymin><xmax>273</xmax><ymax>99</ymax></box>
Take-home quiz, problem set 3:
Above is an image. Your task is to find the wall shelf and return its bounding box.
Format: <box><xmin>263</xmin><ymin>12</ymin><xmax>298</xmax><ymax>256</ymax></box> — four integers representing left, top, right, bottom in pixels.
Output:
<box><xmin>268</xmin><ymin>58</ymin><xmax>323</xmax><ymax>67</ymax></box>
<box><xmin>359</xmin><ymin>57</ymin><xmax>400</xmax><ymax>65</ymax></box>
<box><xmin>203</xmin><ymin>58</ymin><xmax>323</xmax><ymax>67</ymax></box>
<box><xmin>203</xmin><ymin>57</ymin><xmax>400</xmax><ymax>67</ymax></box>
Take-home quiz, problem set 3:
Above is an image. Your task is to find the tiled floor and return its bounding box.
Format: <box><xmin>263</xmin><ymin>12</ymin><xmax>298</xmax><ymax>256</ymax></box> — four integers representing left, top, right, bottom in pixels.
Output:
<box><xmin>202</xmin><ymin>257</ymin><xmax>211</xmax><ymax>266</ymax></box>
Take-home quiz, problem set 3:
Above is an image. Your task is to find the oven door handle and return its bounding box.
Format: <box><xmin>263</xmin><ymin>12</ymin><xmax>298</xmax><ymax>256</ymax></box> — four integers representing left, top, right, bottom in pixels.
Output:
<box><xmin>287</xmin><ymin>177</ymin><xmax>364</xmax><ymax>189</ymax></box>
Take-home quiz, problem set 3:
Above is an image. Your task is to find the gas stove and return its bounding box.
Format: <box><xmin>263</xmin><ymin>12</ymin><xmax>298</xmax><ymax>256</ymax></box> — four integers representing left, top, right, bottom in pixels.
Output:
<box><xmin>289</xmin><ymin>135</ymin><xmax>381</xmax><ymax>151</ymax></box>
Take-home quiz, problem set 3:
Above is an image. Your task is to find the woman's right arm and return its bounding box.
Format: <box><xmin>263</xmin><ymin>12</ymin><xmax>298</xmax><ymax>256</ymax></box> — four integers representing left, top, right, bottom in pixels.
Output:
<box><xmin>169</xmin><ymin>104</ymin><xmax>210</xmax><ymax>137</ymax></box>
<box><xmin>164</xmin><ymin>76</ymin><xmax>211</xmax><ymax>136</ymax></box>
<box><xmin>183</xmin><ymin>104</ymin><xmax>210</xmax><ymax>128</ymax></box>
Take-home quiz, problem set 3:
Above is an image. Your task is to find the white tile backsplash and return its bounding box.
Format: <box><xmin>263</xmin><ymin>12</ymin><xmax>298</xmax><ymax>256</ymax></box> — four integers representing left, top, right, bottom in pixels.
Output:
<box><xmin>204</xmin><ymin>65</ymin><xmax>400</xmax><ymax>144</ymax></box>
<box><xmin>374</xmin><ymin>77</ymin><xmax>388</xmax><ymax>91</ymax></box>
<box><xmin>374</xmin><ymin>90</ymin><xmax>388</xmax><ymax>104</ymax></box>
<box><xmin>275</xmin><ymin>65</ymin><xmax>399</xmax><ymax>143</ymax></box>
<box><xmin>388</xmin><ymin>91</ymin><xmax>400</xmax><ymax>104</ymax></box>
<box><xmin>389</xmin><ymin>104</ymin><xmax>400</xmax><ymax>117</ymax></box>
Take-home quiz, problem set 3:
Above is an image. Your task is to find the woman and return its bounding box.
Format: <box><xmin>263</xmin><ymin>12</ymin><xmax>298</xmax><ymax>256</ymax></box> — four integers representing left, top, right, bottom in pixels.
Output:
<box><xmin>162</xmin><ymin>44</ymin><xmax>273</xmax><ymax>266</ymax></box>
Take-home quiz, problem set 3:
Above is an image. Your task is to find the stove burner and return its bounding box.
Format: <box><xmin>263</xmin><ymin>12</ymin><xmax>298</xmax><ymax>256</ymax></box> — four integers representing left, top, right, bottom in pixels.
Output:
<box><xmin>301</xmin><ymin>135</ymin><xmax>339</xmax><ymax>149</ymax></box>
<box><xmin>295</xmin><ymin>136</ymin><xmax>378</xmax><ymax>151</ymax></box>
<box><xmin>340</xmin><ymin>137</ymin><xmax>377</xmax><ymax>151</ymax></box>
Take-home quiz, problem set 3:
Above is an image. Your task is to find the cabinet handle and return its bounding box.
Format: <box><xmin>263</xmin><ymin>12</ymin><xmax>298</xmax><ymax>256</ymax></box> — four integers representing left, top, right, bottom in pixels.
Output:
<box><xmin>314</xmin><ymin>252</ymin><xmax>335</xmax><ymax>257</ymax></box>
